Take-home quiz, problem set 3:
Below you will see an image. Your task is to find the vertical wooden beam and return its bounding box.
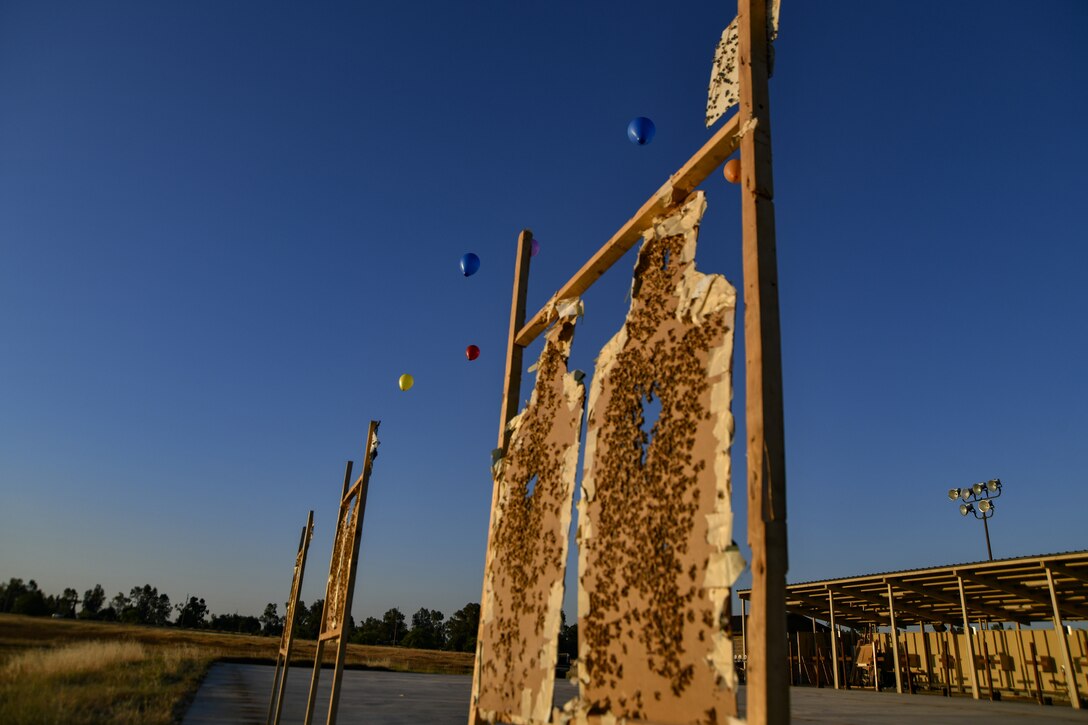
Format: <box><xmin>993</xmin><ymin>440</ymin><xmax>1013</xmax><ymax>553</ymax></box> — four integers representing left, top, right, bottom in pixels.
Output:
<box><xmin>921</xmin><ymin>623</ymin><xmax>934</xmax><ymax>694</ymax></box>
<box><xmin>268</xmin><ymin>510</ymin><xmax>314</xmax><ymax>725</ymax></box>
<box><xmin>828</xmin><ymin>591</ymin><xmax>839</xmax><ymax>690</ymax></box>
<box><xmin>887</xmin><ymin>584</ymin><xmax>902</xmax><ymax>694</ymax></box>
<box><xmin>498</xmin><ymin>230</ymin><xmax>533</xmax><ymax>451</ymax></box>
<box><xmin>956</xmin><ymin>576</ymin><xmax>980</xmax><ymax>700</ymax></box>
<box><xmin>742</xmin><ymin>597</ymin><xmax>748</xmax><ymax>664</ymax></box>
<box><xmin>327</xmin><ymin>422</ymin><xmax>378</xmax><ymax>725</ymax></box>
<box><xmin>468</xmin><ymin>229</ymin><xmax>533</xmax><ymax>725</ymax></box>
<box><xmin>738</xmin><ymin>0</ymin><xmax>787</xmax><ymax>722</ymax></box>
<box><xmin>979</xmin><ymin>619</ymin><xmax>994</xmax><ymax>701</ymax></box>
<box><xmin>1045</xmin><ymin>566</ymin><xmax>1083</xmax><ymax>709</ymax></box>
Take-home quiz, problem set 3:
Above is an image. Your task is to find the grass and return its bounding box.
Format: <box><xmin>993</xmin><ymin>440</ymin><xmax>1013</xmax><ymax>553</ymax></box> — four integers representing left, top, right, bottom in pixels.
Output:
<box><xmin>0</xmin><ymin>638</ymin><xmax>214</xmax><ymax>725</ymax></box>
<box><xmin>0</xmin><ymin>613</ymin><xmax>475</xmax><ymax>723</ymax></box>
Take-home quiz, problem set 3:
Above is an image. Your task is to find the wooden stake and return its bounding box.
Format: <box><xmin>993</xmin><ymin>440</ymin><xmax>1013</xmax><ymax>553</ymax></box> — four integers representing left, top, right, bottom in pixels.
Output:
<box><xmin>267</xmin><ymin>510</ymin><xmax>314</xmax><ymax>725</ymax></box>
<box><xmin>468</xmin><ymin>230</ymin><xmax>532</xmax><ymax>725</ymax></box>
<box><xmin>738</xmin><ymin>0</ymin><xmax>788</xmax><ymax>721</ymax></box>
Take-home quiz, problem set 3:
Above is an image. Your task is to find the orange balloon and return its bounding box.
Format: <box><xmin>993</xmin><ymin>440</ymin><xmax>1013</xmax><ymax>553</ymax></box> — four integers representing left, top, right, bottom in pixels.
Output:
<box><xmin>723</xmin><ymin>158</ymin><xmax>741</xmax><ymax>184</ymax></box>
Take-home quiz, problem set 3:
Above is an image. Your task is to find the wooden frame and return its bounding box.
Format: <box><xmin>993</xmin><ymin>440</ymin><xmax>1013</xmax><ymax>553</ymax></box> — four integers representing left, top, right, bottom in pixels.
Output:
<box><xmin>266</xmin><ymin>509</ymin><xmax>315</xmax><ymax>725</ymax></box>
<box><xmin>471</xmin><ymin>1</ymin><xmax>786</xmax><ymax>722</ymax></box>
<box><xmin>303</xmin><ymin>420</ymin><xmax>380</xmax><ymax>725</ymax></box>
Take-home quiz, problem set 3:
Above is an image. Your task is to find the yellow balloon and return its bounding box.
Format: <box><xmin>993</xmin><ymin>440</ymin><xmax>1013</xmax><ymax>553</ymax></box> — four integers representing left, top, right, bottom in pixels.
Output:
<box><xmin>398</xmin><ymin>373</ymin><xmax>414</xmax><ymax>391</ymax></box>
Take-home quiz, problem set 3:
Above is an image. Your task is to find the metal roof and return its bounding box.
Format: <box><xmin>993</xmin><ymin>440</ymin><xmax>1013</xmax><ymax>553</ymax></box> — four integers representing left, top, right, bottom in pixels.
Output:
<box><xmin>736</xmin><ymin>550</ymin><xmax>1088</xmax><ymax>627</ymax></box>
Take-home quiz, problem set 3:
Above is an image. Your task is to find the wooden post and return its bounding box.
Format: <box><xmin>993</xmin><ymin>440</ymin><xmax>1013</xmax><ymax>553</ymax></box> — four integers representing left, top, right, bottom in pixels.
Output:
<box><xmin>828</xmin><ymin>591</ymin><xmax>839</xmax><ymax>690</ymax></box>
<box><xmin>468</xmin><ymin>230</ymin><xmax>532</xmax><ymax>725</ymax></box>
<box><xmin>1013</xmin><ymin>622</ymin><xmax>1031</xmax><ymax>699</ymax></box>
<box><xmin>304</xmin><ymin>426</ymin><xmax>379</xmax><ymax>725</ymax></box>
<box><xmin>267</xmin><ymin>510</ymin><xmax>314</xmax><ymax>725</ymax></box>
<box><xmin>887</xmin><ymin>584</ymin><xmax>902</xmax><ymax>694</ymax></box>
<box><xmin>742</xmin><ymin>597</ymin><xmax>748</xmax><ymax>668</ymax></box>
<box><xmin>940</xmin><ymin>631</ymin><xmax>952</xmax><ymax>695</ymax></box>
<box><xmin>956</xmin><ymin>575</ymin><xmax>980</xmax><ymax>700</ymax></box>
<box><xmin>327</xmin><ymin>432</ymin><xmax>376</xmax><ymax>725</ymax></box>
<box><xmin>1029</xmin><ymin>641</ymin><xmax>1045</xmax><ymax>705</ymax></box>
<box><xmin>921</xmin><ymin>624</ymin><xmax>934</xmax><ymax>693</ymax></box>
<box><xmin>738</xmin><ymin>0</ymin><xmax>788</xmax><ymax>721</ymax></box>
<box><xmin>1045</xmin><ymin>566</ymin><xmax>1083</xmax><ymax>709</ymax></box>
<box><xmin>979</xmin><ymin>619</ymin><xmax>994</xmax><ymax>701</ymax></box>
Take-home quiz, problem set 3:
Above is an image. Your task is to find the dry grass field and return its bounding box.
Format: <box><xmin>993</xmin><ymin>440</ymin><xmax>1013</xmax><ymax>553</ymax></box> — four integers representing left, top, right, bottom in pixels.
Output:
<box><xmin>0</xmin><ymin>613</ymin><xmax>474</xmax><ymax>724</ymax></box>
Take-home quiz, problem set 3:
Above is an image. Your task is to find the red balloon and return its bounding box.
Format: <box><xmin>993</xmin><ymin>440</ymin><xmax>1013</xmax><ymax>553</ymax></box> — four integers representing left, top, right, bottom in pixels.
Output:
<box><xmin>466</xmin><ymin>345</ymin><xmax>480</xmax><ymax>361</ymax></box>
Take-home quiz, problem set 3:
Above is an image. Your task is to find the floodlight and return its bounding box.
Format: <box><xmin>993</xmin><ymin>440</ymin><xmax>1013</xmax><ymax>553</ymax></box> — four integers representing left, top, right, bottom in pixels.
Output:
<box><xmin>948</xmin><ymin>488</ymin><xmax>961</xmax><ymax>500</ymax></box>
<box><xmin>978</xmin><ymin>500</ymin><xmax>993</xmax><ymax>513</ymax></box>
<box><xmin>961</xmin><ymin>488</ymin><xmax>972</xmax><ymax>501</ymax></box>
<box><xmin>959</xmin><ymin>503</ymin><xmax>973</xmax><ymax>516</ymax></box>
<box><xmin>972</xmin><ymin>482</ymin><xmax>985</xmax><ymax>495</ymax></box>
<box><xmin>987</xmin><ymin>479</ymin><xmax>1000</xmax><ymax>492</ymax></box>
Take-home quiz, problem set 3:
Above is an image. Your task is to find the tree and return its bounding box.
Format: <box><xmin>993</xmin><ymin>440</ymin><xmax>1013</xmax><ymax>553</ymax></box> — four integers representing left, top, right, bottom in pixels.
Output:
<box><xmin>558</xmin><ymin>610</ymin><xmax>577</xmax><ymax>661</ymax></box>
<box><xmin>402</xmin><ymin>608</ymin><xmax>445</xmax><ymax>650</ymax></box>
<box><xmin>59</xmin><ymin>588</ymin><xmax>79</xmax><ymax>617</ymax></box>
<box><xmin>0</xmin><ymin>578</ymin><xmax>27</xmax><ymax>612</ymax></box>
<box><xmin>444</xmin><ymin>603</ymin><xmax>480</xmax><ymax>652</ymax></box>
<box><xmin>260</xmin><ymin>603</ymin><xmax>283</xmax><ymax>636</ymax></box>
<box><xmin>293</xmin><ymin>599</ymin><xmax>324</xmax><ymax>640</ymax></box>
<box><xmin>209</xmin><ymin>612</ymin><xmax>261</xmax><ymax>634</ymax></box>
<box><xmin>81</xmin><ymin>584</ymin><xmax>106</xmax><ymax>619</ymax></box>
<box><xmin>350</xmin><ymin>616</ymin><xmax>387</xmax><ymax>645</ymax></box>
<box><xmin>127</xmin><ymin>585</ymin><xmax>171</xmax><ymax>625</ymax></box>
<box><xmin>12</xmin><ymin>580</ymin><xmax>48</xmax><ymax>617</ymax></box>
<box><xmin>176</xmin><ymin>596</ymin><xmax>209</xmax><ymax>629</ymax></box>
<box><xmin>382</xmin><ymin>607</ymin><xmax>406</xmax><ymax>646</ymax></box>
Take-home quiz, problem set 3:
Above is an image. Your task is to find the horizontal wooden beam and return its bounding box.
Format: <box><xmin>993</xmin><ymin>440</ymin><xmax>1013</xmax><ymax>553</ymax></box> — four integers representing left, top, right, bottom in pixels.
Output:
<box><xmin>514</xmin><ymin>113</ymin><xmax>743</xmax><ymax>347</ymax></box>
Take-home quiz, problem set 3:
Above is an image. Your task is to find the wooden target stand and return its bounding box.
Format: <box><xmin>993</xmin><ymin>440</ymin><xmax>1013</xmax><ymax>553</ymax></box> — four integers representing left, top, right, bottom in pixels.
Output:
<box><xmin>303</xmin><ymin>420</ymin><xmax>380</xmax><ymax>725</ymax></box>
<box><xmin>266</xmin><ymin>510</ymin><xmax>315</xmax><ymax>725</ymax></box>
<box><xmin>469</xmin><ymin>1</ymin><xmax>787</xmax><ymax>722</ymax></box>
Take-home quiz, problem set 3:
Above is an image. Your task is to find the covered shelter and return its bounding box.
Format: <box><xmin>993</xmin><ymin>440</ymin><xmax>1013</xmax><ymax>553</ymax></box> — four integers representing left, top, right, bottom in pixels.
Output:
<box><xmin>737</xmin><ymin>551</ymin><xmax>1088</xmax><ymax>709</ymax></box>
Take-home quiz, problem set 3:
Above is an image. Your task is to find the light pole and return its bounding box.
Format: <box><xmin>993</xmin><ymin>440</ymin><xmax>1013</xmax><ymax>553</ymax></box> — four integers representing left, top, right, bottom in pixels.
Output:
<box><xmin>946</xmin><ymin>479</ymin><xmax>1003</xmax><ymax>560</ymax></box>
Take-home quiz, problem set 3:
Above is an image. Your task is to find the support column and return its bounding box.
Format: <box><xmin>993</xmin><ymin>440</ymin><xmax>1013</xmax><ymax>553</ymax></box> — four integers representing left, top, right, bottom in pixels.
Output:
<box><xmin>738</xmin><ymin>0</ymin><xmax>788</xmax><ymax>720</ymax></box>
<box><xmin>1046</xmin><ymin>566</ymin><xmax>1083</xmax><ymax>709</ymax></box>
<box><xmin>921</xmin><ymin>623</ymin><xmax>933</xmax><ymax>692</ymax></box>
<box><xmin>956</xmin><ymin>575</ymin><xmax>980</xmax><ymax>699</ymax></box>
<box><xmin>828</xmin><ymin>590</ymin><xmax>839</xmax><ymax>690</ymax></box>
<box><xmin>887</xmin><ymin>583</ymin><xmax>902</xmax><ymax>694</ymax></box>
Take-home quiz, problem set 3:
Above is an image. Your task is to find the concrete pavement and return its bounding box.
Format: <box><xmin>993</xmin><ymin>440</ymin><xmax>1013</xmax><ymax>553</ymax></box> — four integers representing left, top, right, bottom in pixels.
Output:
<box><xmin>183</xmin><ymin>663</ymin><xmax>1088</xmax><ymax>724</ymax></box>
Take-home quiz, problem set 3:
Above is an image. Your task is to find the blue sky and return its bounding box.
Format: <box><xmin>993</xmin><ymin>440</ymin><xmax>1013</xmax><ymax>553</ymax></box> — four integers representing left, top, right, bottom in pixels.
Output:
<box><xmin>2</xmin><ymin>1</ymin><xmax>1087</xmax><ymax>624</ymax></box>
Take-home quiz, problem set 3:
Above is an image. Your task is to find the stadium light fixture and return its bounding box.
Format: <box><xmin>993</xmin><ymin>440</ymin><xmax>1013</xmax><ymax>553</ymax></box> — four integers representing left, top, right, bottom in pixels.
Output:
<box><xmin>944</xmin><ymin>477</ymin><xmax>1004</xmax><ymax>561</ymax></box>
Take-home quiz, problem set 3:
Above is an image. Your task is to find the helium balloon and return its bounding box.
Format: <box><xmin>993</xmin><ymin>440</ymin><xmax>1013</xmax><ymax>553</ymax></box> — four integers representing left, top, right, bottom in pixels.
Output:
<box><xmin>723</xmin><ymin>158</ymin><xmax>741</xmax><ymax>184</ymax></box>
<box><xmin>530</xmin><ymin>238</ymin><xmax>540</xmax><ymax>257</ymax></box>
<box><xmin>627</xmin><ymin>116</ymin><xmax>655</xmax><ymax>146</ymax></box>
<box><xmin>398</xmin><ymin>373</ymin><xmax>414</xmax><ymax>391</ymax></box>
<box><xmin>466</xmin><ymin>345</ymin><xmax>480</xmax><ymax>361</ymax></box>
<box><xmin>460</xmin><ymin>252</ymin><xmax>480</xmax><ymax>277</ymax></box>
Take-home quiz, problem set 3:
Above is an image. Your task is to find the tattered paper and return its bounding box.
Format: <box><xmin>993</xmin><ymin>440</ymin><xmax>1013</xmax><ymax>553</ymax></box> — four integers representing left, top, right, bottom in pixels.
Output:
<box><xmin>474</xmin><ymin>308</ymin><xmax>587</xmax><ymax>725</ymax></box>
<box><xmin>574</xmin><ymin>192</ymin><xmax>740</xmax><ymax>724</ymax></box>
<box><xmin>705</xmin><ymin>1</ymin><xmax>781</xmax><ymax>127</ymax></box>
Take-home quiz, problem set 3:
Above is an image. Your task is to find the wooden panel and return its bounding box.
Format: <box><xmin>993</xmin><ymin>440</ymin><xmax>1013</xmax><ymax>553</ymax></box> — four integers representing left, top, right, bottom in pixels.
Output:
<box><xmin>576</xmin><ymin>193</ymin><xmax>740</xmax><ymax>724</ymax></box>
<box><xmin>473</xmin><ymin>312</ymin><xmax>586</xmax><ymax>725</ymax></box>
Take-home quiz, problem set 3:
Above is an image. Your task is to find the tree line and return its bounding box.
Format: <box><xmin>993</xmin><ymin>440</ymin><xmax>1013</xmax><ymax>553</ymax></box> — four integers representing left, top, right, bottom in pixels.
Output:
<box><xmin>0</xmin><ymin>577</ymin><xmax>578</xmax><ymax>658</ymax></box>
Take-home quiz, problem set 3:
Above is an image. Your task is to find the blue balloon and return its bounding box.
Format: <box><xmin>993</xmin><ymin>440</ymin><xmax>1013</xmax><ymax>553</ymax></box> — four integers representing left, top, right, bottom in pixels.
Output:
<box><xmin>627</xmin><ymin>116</ymin><xmax>655</xmax><ymax>146</ymax></box>
<box><xmin>460</xmin><ymin>252</ymin><xmax>480</xmax><ymax>277</ymax></box>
